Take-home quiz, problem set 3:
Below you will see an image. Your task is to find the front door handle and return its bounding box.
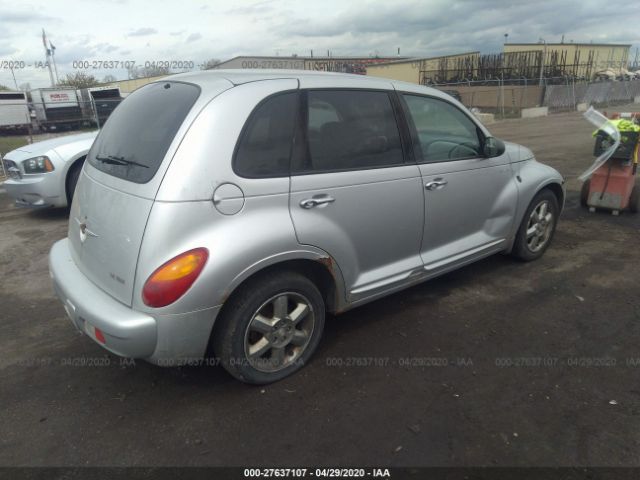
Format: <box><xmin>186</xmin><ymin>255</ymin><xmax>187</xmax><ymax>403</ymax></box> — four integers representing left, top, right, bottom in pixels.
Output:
<box><xmin>300</xmin><ymin>196</ymin><xmax>335</xmax><ymax>209</ymax></box>
<box><xmin>425</xmin><ymin>179</ymin><xmax>448</xmax><ymax>191</ymax></box>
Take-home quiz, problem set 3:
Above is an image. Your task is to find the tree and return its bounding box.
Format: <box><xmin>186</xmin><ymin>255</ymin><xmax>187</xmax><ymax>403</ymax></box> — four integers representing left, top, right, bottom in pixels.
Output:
<box><xmin>0</xmin><ymin>84</ymin><xmax>11</xmax><ymax>91</ymax></box>
<box><xmin>102</xmin><ymin>74</ymin><xmax>117</xmax><ymax>83</ymax></box>
<box><xmin>201</xmin><ymin>58</ymin><xmax>221</xmax><ymax>70</ymax></box>
<box><xmin>58</xmin><ymin>72</ymin><xmax>100</xmax><ymax>89</ymax></box>
<box><xmin>127</xmin><ymin>65</ymin><xmax>171</xmax><ymax>79</ymax></box>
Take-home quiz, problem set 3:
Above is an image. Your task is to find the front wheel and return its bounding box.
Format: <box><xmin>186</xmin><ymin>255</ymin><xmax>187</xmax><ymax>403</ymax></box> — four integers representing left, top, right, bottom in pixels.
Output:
<box><xmin>212</xmin><ymin>271</ymin><xmax>325</xmax><ymax>384</ymax></box>
<box><xmin>512</xmin><ymin>189</ymin><xmax>559</xmax><ymax>262</ymax></box>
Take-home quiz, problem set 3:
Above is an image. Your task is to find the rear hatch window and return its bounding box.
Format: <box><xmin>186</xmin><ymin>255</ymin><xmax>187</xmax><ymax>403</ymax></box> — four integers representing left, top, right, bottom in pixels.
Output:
<box><xmin>88</xmin><ymin>81</ymin><xmax>200</xmax><ymax>184</ymax></box>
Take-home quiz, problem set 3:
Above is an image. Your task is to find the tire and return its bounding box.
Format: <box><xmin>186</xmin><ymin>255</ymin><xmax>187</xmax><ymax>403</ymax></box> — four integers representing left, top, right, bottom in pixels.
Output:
<box><xmin>630</xmin><ymin>184</ymin><xmax>640</xmax><ymax>213</ymax></box>
<box><xmin>580</xmin><ymin>179</ymin><xmax>590</xmax><ymax>207</ymax></box>
<box><xmin>212</xmin><ymin>271</ymin><xmax>325</xmax><ymax>384</ymax></box>
<box><xmin>512</xmin><ymin>189</ymin><xmax>559</xmax><ymax>262</ymax></box>
<box><xmin>65</xmin><ymin>160</ymin><xmax>84</xmax><ymax>206</ymax></box>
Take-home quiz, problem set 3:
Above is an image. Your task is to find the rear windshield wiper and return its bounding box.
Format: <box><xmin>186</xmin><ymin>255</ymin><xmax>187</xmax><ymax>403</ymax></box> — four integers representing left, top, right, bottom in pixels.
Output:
<box><xmin>95</xmin><ymin>154</ymin><xmax>149</xmax><ymax>168</ymax></box>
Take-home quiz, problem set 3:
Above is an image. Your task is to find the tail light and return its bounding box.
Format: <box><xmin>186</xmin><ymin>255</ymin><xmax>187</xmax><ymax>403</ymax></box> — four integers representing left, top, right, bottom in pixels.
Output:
<box><xmin>142</xmin><ymin>248</ymin><xmax>208</xmax><ymax>307</ymax></box>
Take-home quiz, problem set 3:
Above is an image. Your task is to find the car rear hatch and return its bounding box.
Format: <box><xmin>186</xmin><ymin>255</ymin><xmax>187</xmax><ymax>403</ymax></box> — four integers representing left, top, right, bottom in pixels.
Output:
<box><xmin>67</xmin><ymin>79</ymin><xmax>232</xmax><ymax>307</ymax></box>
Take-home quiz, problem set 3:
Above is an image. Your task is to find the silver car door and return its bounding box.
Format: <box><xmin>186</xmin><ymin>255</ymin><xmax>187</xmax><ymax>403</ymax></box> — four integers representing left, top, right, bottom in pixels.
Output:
<box><xmin>400</xmin><ymin>93</ymin><xmax>519</xmax><ymax>273</ymax></box>
<box><xmin>289</xmin><ymin>89</ymin><xmax>424</xmax><ymax>303</ymax></box>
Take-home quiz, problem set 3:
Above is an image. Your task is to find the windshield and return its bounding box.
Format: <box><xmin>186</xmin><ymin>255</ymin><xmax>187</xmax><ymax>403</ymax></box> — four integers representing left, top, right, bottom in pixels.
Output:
<box><xmin>88</xmin><ymin>81</ymin><xmax>200</xmax><ymax>183</ymax></box>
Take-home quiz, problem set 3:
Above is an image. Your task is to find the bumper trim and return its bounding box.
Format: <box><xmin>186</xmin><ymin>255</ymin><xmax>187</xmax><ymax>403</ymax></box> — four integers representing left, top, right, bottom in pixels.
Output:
<box><xmin>49</xmin><ymin>238</ymin><xmax>157</xmax><ymax>358</ymax></box>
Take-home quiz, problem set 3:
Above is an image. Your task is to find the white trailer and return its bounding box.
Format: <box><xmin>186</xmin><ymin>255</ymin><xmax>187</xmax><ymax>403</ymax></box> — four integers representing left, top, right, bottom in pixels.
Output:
<box><xmin>78</xmin><ymin>86</ymin><xmax>123</xmax><ymax>127</ymax></box>
<box><xmin>31</xmin><ymin>87</ymin><xmax>82</xmax><ymax>131</ymax></box>
<box><xmin>0</xmin><ymin>91</ymin><xmax>30</xmax><ymax>132</ymax></box>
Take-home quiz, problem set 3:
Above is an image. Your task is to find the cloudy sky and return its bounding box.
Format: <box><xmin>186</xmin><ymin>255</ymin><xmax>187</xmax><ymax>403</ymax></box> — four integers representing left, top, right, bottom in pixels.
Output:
<box><xmin>1</xmin><ymin>0</ymin><xmax>639</xmax><ymax>89</ymax></box>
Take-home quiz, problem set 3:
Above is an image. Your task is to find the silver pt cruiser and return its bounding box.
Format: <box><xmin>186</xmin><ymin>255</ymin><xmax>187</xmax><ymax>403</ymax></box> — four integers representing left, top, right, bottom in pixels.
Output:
<box><xmin>49</xmin><ymin>70</ymin><xmax>564</xmax><ymax>384</ymax></box>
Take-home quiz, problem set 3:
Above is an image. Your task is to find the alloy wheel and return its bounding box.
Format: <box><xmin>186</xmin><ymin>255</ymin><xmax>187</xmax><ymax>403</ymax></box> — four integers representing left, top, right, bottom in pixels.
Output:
<box><xmin>525</xmin><ymin>200</ymin><xmax>554</xmax><ymax>253</ymax></box>
<box><xmin>244</xmin><ymin>292</ymin><xmax>315</xmax><ymax>373</ymax></box>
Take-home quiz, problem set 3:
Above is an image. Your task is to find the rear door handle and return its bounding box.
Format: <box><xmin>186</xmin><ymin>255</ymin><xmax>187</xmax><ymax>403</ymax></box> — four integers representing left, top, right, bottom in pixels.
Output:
<box><xmin>300</xmin><ymin>196</ymin><xmax>335</xmax><ymax>209</ymax></box>
<box><xmin>425</xmin><ymin>179</ymin><xmax>448</xmax><ymax>191</ymax></box>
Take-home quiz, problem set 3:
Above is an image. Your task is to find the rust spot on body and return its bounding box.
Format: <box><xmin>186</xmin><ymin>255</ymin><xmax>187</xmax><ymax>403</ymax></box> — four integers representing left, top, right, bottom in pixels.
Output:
<box><xmin>318</xmin><ymin>256</ymin><xmax>333</xmax><ymax>270</ymax></box>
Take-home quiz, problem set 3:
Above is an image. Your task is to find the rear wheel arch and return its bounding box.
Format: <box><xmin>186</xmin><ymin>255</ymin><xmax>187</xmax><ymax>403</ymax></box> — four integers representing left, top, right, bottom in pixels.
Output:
<box><xmin>212</xmin><ymin>269</ymin><xmax>326</xmax><ymax>384</ymax></box>
<box><xmin>207</xmin><ymin>258</ymin><xmax>340</xmax><ymax>382</ymax></box>
<box><xmin>219</xmin><ymin>258</ymin><xmax>341</xmax><ymax>317</ymax></box>
<box><xmin>65</xmin><ymin>156</ymin><xmax>86</xmax><ymax>205</ymax></box>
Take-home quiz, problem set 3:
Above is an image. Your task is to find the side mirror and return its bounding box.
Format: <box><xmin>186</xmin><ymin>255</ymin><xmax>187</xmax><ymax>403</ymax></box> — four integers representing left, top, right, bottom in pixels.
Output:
<box><xmin>483</xmin><ymin>136</ymin><xmax>506</xmax><ymax>158</ymax></box>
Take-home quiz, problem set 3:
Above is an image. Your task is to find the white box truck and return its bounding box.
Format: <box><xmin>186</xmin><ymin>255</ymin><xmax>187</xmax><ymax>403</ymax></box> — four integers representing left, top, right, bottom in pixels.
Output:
<box><xmin>0</xmin><ymin>91</ymin><xmax>31</xmax><ymax>133</ymax></box>
<box><xmin>31</xmin><ymin>87</ymin><xmax>82</xmax><ymax>131</ymax></box>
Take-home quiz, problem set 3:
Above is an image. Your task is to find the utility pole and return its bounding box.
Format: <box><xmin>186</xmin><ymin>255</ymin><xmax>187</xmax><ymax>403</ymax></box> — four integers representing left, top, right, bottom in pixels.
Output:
<box><xmin>9</xmin><ymin>65</ymin><xmax>18</xmax><ymax>90</ymax></box>
<box><xmin>538</xmin><ymin>38</ymin><xmax>547</xmax><ymax>86</ymax></box>
<box><xmin>50</xmin><ymin>40</ymin><xmax>59</xmax><ymax>84</ymax></box>
<box><xmin>42</xmin><ymin>29</ymin><xmax>55</xmax><ymax>86</ymax></box>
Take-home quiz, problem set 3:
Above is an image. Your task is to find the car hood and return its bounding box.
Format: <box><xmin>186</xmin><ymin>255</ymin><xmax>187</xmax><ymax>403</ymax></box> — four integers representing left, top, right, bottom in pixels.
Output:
<box><xmin>504</xmin><ymin>141</ymin><xmax>535</xmax><ymax>162</ymax></box>
<box><xmin>8</xmin><ymin>131</ymin><xmax>98</xmax><ymax>154</ymax></box>
<box><xmin>5</xmin><ymin>131</ymin><xmax>99</xmax><ymax>162</ymax></box>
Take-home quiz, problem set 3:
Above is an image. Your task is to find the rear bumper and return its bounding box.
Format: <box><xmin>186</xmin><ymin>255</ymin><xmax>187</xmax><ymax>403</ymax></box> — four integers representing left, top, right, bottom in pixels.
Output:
<box><xmin>49</xmin><ymin>238</ymin><xmax>157</xmax><ymax>358</ymax></box>
<box><xmin>49</xmin><ymin>238</ymin><xmax>221</xmax><ymax>364</ymax></box>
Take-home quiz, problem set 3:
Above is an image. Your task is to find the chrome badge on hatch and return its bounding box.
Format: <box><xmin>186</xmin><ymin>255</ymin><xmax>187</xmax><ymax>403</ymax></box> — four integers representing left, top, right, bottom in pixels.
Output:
<box><xmin>77</xmin><ymin>219</ymin><xmax>98</xmax><ymax>243</ymax></box>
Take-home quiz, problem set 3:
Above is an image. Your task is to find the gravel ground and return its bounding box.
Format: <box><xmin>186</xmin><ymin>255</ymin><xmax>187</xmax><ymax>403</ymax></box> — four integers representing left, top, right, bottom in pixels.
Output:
<box><xmin>0</xmin><ymin>105</ymin><xmax>639</xmax><ymax>468</ymax></box>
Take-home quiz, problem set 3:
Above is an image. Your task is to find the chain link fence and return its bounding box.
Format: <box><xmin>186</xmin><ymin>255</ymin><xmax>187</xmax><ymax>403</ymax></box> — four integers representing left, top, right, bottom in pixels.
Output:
<box><xmin>0</xmin><ymin>98</ymin><xmax>122</xmax><ymax>136</ymax></box>
<box><xmin>544</xmin><ymin>80</ymin><xmax>640</xmax><ymax>112</ymax></box>
<box><xmin>0</xmin><ymin>99</ymin><xmax>123</xmax><ymax>179</ymax></box>
<box><xmin>432</xmin><ymin>77</ymin><xmax>640</xmax><ymax>118</ymax></box>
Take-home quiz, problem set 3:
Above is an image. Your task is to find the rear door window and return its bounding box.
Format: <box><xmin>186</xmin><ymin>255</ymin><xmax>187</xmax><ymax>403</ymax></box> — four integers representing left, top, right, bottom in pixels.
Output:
<box><xmin>88</xmin><ymin>81</ymin><xmax>200</xmax><ymax>183</ymax></box>
<box><xmin>294</xmin><ymin>90</ymin><xmax>404</xmax><ymax>174</ymax></box>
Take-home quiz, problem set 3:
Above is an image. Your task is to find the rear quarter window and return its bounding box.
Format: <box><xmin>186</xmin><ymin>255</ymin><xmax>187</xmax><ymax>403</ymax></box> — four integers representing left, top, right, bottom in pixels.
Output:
<box><xmin>88</xmin><ymin>81</ymin><xmax>200</xmax><ymax>184</ymax></box>
<box><xmin>233</xmin><ymin>92</ymin><xmax>298</xmax><ymax>178</ymax></box>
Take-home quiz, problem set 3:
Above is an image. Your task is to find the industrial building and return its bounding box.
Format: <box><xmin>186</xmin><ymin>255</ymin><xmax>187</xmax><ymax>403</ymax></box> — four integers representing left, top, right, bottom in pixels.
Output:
<box><xmin>366</xmin><ymin>43</ymin><xmax>632</xmax><ymax>85</ymax></box>
<box><xmin>105</xmin><ymin>75</ymin><xmax>168</xmax><ymax>95</ymax></box>
<box><xmin>366</xmin><ymin>52</ymin><xmax>481</xmax><ymax>84</ymax></box>
<box><xmin>504</xmin><ymin>42</ymin><xmax>631</xmax><ymax>79</ymax></box>
<box><xmin>212</xmin><ymin>55</ymin><xmax>407</xmax><ymax>75</ymax></box>
<box><xmin>100</xmin><ymin>43</ymin><xmax>633</xmax><ymax>96</ymax></box>
<box><xmin>101</xmin><ymin>55</ymin><xmax>406</xmax><ymax>94</ymax></box>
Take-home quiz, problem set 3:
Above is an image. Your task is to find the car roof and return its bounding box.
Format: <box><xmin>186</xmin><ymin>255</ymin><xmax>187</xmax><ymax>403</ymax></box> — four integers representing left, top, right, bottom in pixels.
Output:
<box><xmin>163</xmin><ymin>69</ymin><xmax>455</xmax><ymax>102</ymax></box>
<box><xmin>153</xmin><ymin>69</ymin><xmax>485</xmax><ymax>133</ymax></box>
<box><xmin>167</xmin><ymin>69</ymin><xmax>384</xmax><ymax>86</ymax></box>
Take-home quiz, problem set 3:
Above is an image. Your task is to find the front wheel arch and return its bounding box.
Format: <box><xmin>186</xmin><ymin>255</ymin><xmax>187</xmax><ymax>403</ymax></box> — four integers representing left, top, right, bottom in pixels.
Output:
<box><xmin>544</xmin><ymin>182</ymin><xmax>565</xmax><ymax>210</ymax></box>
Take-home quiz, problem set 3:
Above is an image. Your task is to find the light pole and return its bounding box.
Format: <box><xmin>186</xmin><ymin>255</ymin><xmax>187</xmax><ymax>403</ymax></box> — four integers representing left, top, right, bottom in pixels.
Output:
<box><xmin>538</xmin><ymin>38</ymin><xmax>547</xmax><ymax>86</ymax></box>
<box><xmin>9</xmin><ymin>64</ymin><xmax>18</xmax><ymax>90</ymax></box>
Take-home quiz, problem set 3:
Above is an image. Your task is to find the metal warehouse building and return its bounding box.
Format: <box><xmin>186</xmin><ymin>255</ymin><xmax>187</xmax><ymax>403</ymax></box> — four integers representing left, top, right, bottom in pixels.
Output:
<box><xmin>212</xmin><ymin>55</ymin><xmax>407</xmax><ymax>75</ymax></box>
<box><xmin>99</xmin><ymin>55</ymin><xmax>405</xmax><ymax>94</ymax></box>
<box><xmin>365</xmin><ymin>52</ymin><xmax>481</xmax><ymax>84</ymax></box>
<box><xmin>105</xmin><ymin>75</ymin><xmax>169</xmax><ymax>95</ymax></box>
<box><xmin>367</xmin><ymin>43</ymin><xmax>632</xmax><ymax>85</ymax></box>
<box><xmin>504</xmin><ymin>42</ymin><xmax>631</xmax><ymax>79</ymax></box>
